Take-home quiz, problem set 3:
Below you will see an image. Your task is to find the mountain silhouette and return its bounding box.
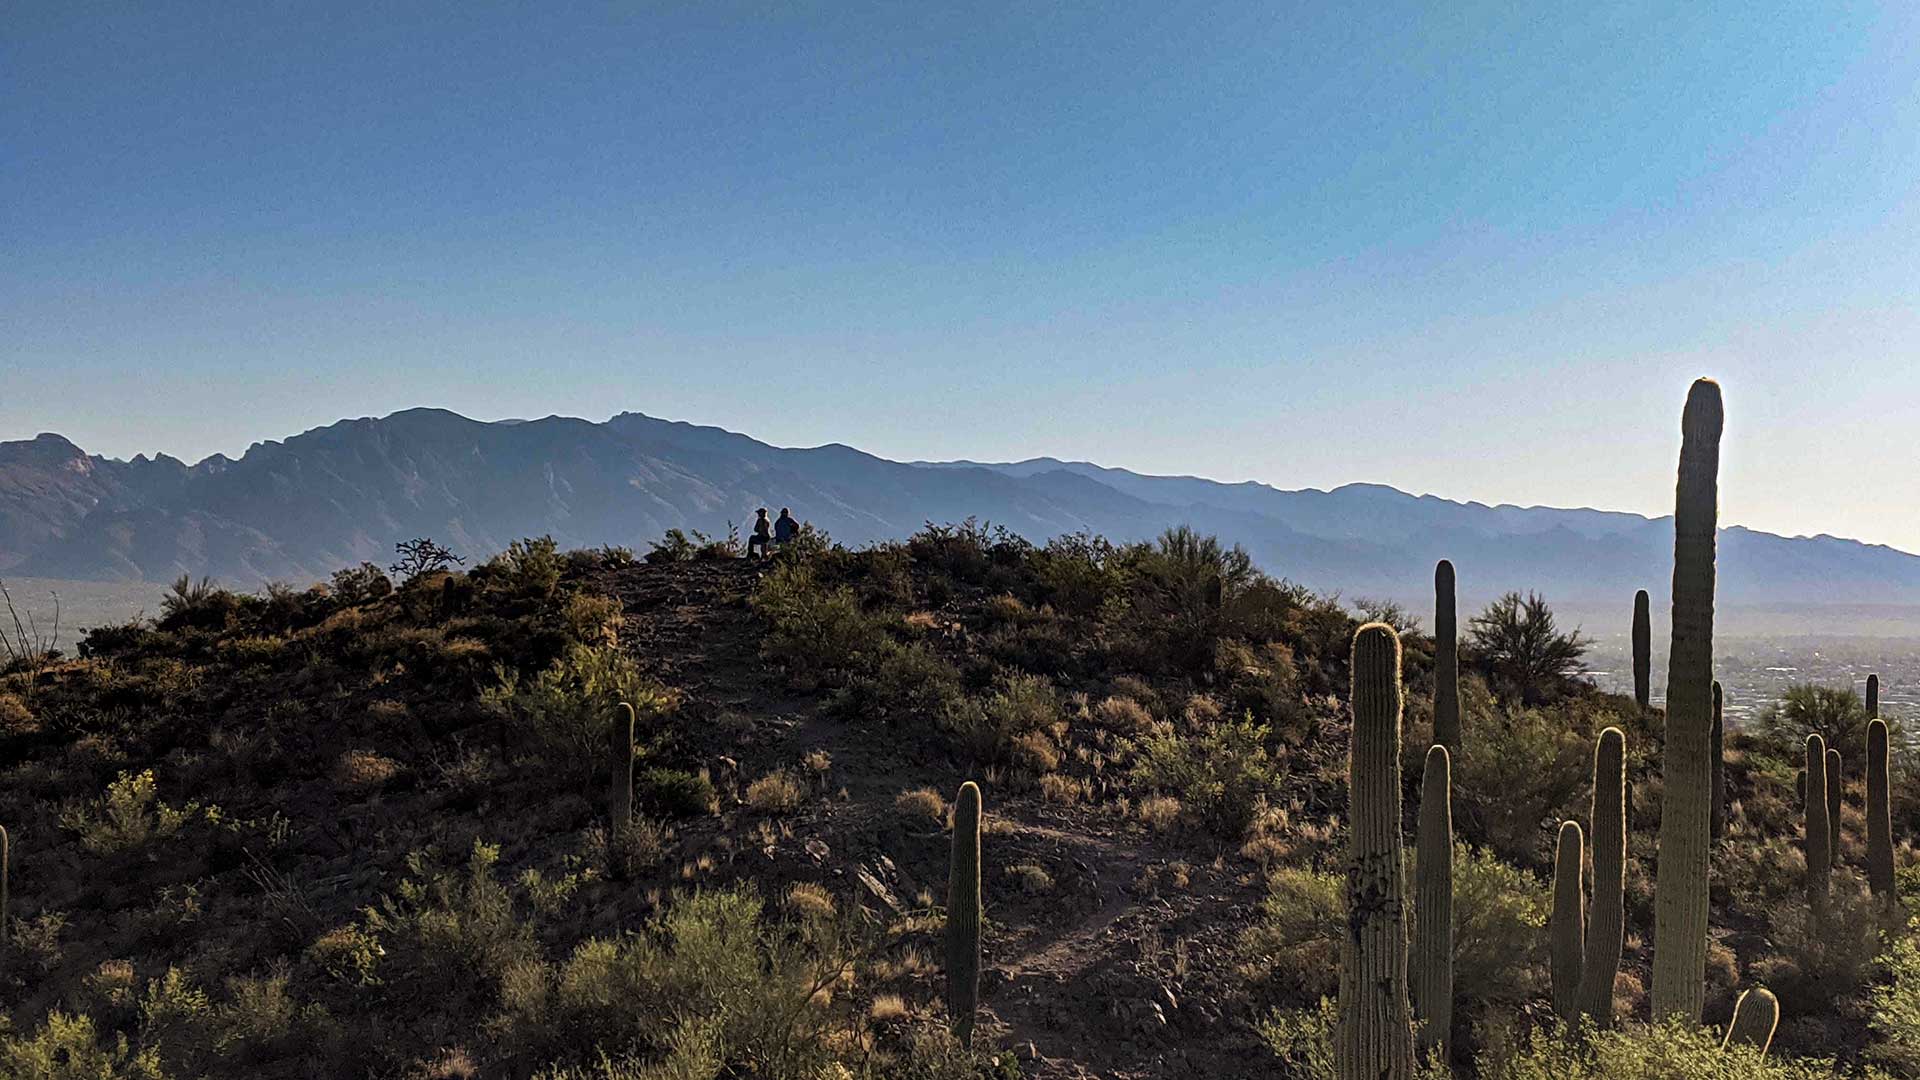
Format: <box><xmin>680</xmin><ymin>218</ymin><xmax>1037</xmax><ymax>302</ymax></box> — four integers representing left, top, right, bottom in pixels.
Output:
<box><xmin>5</xmin><ymin>410</ymin><xmax>1919</xmax><ymax>621</ymax></box>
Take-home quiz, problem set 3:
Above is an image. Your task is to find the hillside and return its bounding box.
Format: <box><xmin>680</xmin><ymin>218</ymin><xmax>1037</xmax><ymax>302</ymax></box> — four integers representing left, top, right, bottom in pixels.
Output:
<box><xmin>6</xmin><ymin>412</ymin><xmax>1920</xmax><ymax>634</ymax></box>
<box><xmin>1</xmin><ymin>525</ymin><xmax>1915</xmax><ymax>1077</ymax></box>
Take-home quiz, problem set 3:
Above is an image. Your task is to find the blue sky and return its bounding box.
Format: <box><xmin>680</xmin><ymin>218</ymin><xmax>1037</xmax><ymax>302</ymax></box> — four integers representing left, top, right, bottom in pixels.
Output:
<box><xmin>5</xmin><ymin>3</ymin><xmax>1918</xmax><ymax>549</ymax></box>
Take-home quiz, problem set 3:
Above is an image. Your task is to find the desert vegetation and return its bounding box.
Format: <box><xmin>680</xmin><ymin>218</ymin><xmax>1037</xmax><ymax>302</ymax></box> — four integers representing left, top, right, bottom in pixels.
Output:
<box><xmin>0</xmin><ymin>381</ymin><xmax>1917</xmax><ymax>1078</ymax></box>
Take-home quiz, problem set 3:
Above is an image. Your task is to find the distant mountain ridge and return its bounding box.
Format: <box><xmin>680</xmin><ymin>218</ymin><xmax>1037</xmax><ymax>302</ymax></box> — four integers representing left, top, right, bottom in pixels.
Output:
<box><xmin>5</xmin><ymin>410</ymin><xmax>1919</xmax><ymax>624</ymax></box>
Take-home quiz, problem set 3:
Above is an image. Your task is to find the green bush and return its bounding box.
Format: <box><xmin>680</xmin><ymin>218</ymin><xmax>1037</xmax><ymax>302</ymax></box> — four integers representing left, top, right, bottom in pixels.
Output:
<box><xmin>831</xmin><ymin>640</ymin><xmax>967</xmax><ymax>727</ymax></box>
<box><xmin>362</xmin><ymin>840</ymin><xmax>539</xmax><ymax>1010</ymax></box>
<box><xmin>1456</xmin><ymin>706</ymin><xmax>1589</xmax><ymax>864</ymax></box>
<box><xmin>1256</xmin><ymin>997</ymin><xmax>1449</xmax><ymax>1080</ymax></box>
<box><xmin>637</xmin><ymin>768</ymin><xmax>717</xmax><ymax>818</ymax></box>
<box><xmin>482</xmin><ymin>643</ymin><xmax>678</xmax><ymax>776</ymax></box>
<box><xmin>1872</xmin><ymin>915</ymin><xmax>1920</xmax><ymax>1073</ymax></box>
<box><xmin>1131</xmin><ymin>713</ymin><xmax>1279</xmax><ymax>836</ymax></box>
<box><xmin>0</xmin><ymin>1011</ymin><xmax>167</xmax><ymax>1080</ymax></box>
<box><xmin>940</xmin><ymin>671</ymin><xmax>1061</xmax><ymax>769</ymax></box>
<box><xmin>60</xmin><ymin>770</ymin><xmax>208</xmax><ymax>855</ymax></box>
<box><xmin>751</xmin><ymin>562</ymin><xmax>883</xmax><ymax>685</ymax></box>
<box><xmin>485</xmin><ymin>536</ymin><xmax>564</xmax><ymax>599</ymax></box>
<box><xmin>1477</xmin><ymin>1017</ymin><xmax>1883</xmax><ymax>1079</ymax></box>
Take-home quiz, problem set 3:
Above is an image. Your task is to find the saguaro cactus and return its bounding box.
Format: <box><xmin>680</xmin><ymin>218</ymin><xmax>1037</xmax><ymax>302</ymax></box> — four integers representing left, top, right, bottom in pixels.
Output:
<box><xmin>0</xmin><ymin>823</ymin><xmax>7</xmax><ymax>973</ymax></box>
<box><xmin>1652</xmin><ymin>377</ymin><xmax>1722</xmax><ymax>1023</ymax></box>
<box><xmin>1433</xmin><ymin>560</ymin><xmax>1461</xmax><ymax>758</ymax></box>
<box><xmin>1632</xmin><ymin>589</ymin><xmax>1652</xmax><ymax>710</ymax></box>
<box><xmin>1805</xmin><ymin>734</ymin><xmax>1831</xmax><ymax>907</ymax></box>
<box><xmin>1723</xmin><ymin>987</ymin><xmax>1781</xmax><ymax>1058</ymax></box>
<box><xmin>1413</xmin><ymin>745</ymin><xmax>1453</xmax><ymax>1057</ymax></box>
<box><xmin>1579</xmin><ymin>727</ymin><xmax>1627</xmax><ymax>1027</ymax></box>
<box><xmin>1826</xmin><ymin>747</ymin><xmax>1843</xmax><ymax>869</ymax></box>
<box><xmin>947</xmin><ymin>780</ymin><xmax>984</xmax><ymax>1046</ymax></box>
<box><xmin>1551</xmin><ymin>820</ymin><xmax>1586</xmax><ymax>1024</ymax></box>
<box><xmin>1868</xmin><ymin>673</ymin><xmax>1880</xmax><ymax>717</ymax></box>
<box><xmin>1868</xmin><ymin>718</ymin><xmax>1895</xmax><ymax>899</ymax></box>
<box><xmin>609</xmin><ymin>702</ymin><xmax>635</xmax><ymax>837</ymax></box>
<box><xmin>1337</xmin><ymin>624</ymin><xmax>1415</xmax><ymax>1080</ymax></box>
<box><xmin>1711</xmin><ymin>682</ymin><xmax>1726</xmax><ymax>840</ymax></box>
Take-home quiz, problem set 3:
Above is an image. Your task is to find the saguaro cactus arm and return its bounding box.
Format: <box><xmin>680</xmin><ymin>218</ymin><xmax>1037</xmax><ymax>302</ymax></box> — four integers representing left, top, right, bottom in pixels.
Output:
<box><xmin>1652</xmin><ymin>377</ymin><xmax>1722</xmax><ymax>1023</ymax></box>
<box><xmin>947</xmin><ymin>781</ymin><xmax>984</xmax><ymax>1046</ymax></box>
<box><xmin>1551</xmin><ymin>820</ymin><xmax>1587</xmax><ymax>1024</ymax></box>
<box><xmin>1433</xmin><ymin>561</ymin><xmax>1460</xmax><ymax>758</ymax></box>
<box><xmin>1805</xmin><ymin>734</ymin><xmax>1831</xmax><ymax>906</ymax></box>
<box><xmin>1413</xmin><ymin>745</ymin><xmax>1453</xmax><ymax>1056</ymax></box>
<box><xmin>1868</xmin><ymin>718</ymin><xmax>1896</xmax><ymax>899</ymax></box>
<box><xmin>1578</xmin><ymin>727</ymin><xmax>1627</xmax><ymax>1027</ymax></box>
<box><xmin>1825</xmin><ymin>747</ymin><xmax>1843</xmax><ymax>869</ymax></box>
<box><xmin>1711</xmin><ymin>682</ymin><xmax>1726</xmax><ymax>840</ymax></box>
<box><xmin>1337</xmin><ymin>624</ymin><xmax>1415</xmax><ymax>1080</ymax></box>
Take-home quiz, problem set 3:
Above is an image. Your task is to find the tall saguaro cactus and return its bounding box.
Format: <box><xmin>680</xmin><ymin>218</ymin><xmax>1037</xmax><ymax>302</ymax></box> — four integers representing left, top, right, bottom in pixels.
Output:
<box><xmin>1551</xmin><ymin>821</ymin><xmax>1587</xmax><ymax>1024</ymax></box>
<box><xmin>1579</xmin><ymin>727</ymin><xmax>1627</xmax><ymax>1027</ymax></box>
<box><xmin>1433</xmin><ymin>560</ymin><xmax>1461</xmax><ymax>758</ymax></box>
<box><xmin>947</xmin><ymin>781</ymin><xmax>984</xmax><ymax>1046</ymax></box>
<box><xmin>1825</xmin><ymin>747</ymin><xmax>1843</xmax><ymax>868</ymax></box>
<box><xmin>1652</xmin><ymin>377</ymin><xmax>1722</xmax><ymax>1023</ymax></box>
<box><xmin>1413</xmin><ymin>745</ymin><xmax>1453</xmax><ymax>1057</ymax></box>
<box><xmin>1723</xmin><ymin>987</ymin><xmax>1781</xmax><ymax>1058</ymax></box>
<box><xmin>0</xmin><ymin>823</ymin><xmax>7</xmax><ymax>975</ymax></box>
<box><xmin>1337</xmin><ymin>624</ymin><xmax>1415</xmax><ymax>1080</ymax></box>
<box><xmin>1868</xmin><ymin>719</ymin><xmax>1895</xmax><ymax>899</ymax></box>
<box><xmin>1632</xmin><ymin>589</ymin><xmax>1652</xmax><ymax>711</ymax></box>
<box><xmin>1805</xmin><ymin>734</ymin><xmax>1831</xmax><ymax>907</ymax></box>
<box><xmin>1868</xmin><ymin>673</ymin><xmax>1880</xmax><ymax>718</ymax></box>
<box><xmin>1711</xmin><ymin>682</ymin><xmax>1726</xmax><ymax>840</ymax></box>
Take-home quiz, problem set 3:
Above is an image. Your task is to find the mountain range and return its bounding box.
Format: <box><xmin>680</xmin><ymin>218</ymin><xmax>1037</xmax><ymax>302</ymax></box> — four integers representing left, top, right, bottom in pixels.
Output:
<box><xmin>5</xmin><ymin>408</ymin><xmax>1919</xmax><ymax>631</ymax></box>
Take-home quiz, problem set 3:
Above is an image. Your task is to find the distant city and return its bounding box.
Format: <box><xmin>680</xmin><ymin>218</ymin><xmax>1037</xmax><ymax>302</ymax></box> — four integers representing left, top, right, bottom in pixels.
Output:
<box><xmin>1585</xmin><ymin>635</ymin><xmax>1919</xmax><ymax>726</ymax></box>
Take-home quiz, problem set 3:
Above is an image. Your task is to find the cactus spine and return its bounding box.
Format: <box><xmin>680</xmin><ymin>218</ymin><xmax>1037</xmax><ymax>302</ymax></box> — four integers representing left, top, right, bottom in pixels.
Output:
<box><xmin>1868</xmin><ymin>673</ymin><xmax>1880</xmax><ymax>717</ymax></box>
<box><xmin>1805</xmin><ymin>733</ymin><xmax>1830</xmax><ymax>907</ymax></box>
<box><xmin>1723</xmin><ymin>987</ymin><xmax>1780</xmax><ymax>1058</ymax></box>
<box><xmin>1869</xmin><ymin>718</ymin><xmax>1895</xmax><ymax>899</ymax></box>
<box><xmin>1652</xmin><ymin>377</ymin><xmax>1722</xmax><ymax>1023</ymax></box>
<box><xmin>947</xmin><ymin>780</ymin><xmax>983</xmax><ymax>1047</ymax></box>
<box><xmin>1632</xmin><ymin>589</ymin><xmax>1652</xmax><ymax>711</ymax></box>
<box><xmin>610</xmin><ymin>702</ymin><xmax>635</xmax><ymax>836</ymax></box>
<box><xmin>1825</xmin><ymin>747</ymin><xmax>1843</xmax><ymax>868</ymax></box>
<box><xmin>1550</xmin><ymin>820</ymin><xmax>1586</xmax><ymax>1025</ymax></box>
<box><xmin>1578</xmin><ymin>727</ymin><xmax>1627</xmax><ymax>1027</ymax></box>
<box><xmin>1433</xmin><ymin>560</ymin><xmax>1460</xmax><ymax>758</ymax></box>
<box><xmin>1337</xmin><ymin>624</ymin><xmax>1415</xmax><ymax>1080</ymax></box>
<box><xmin>1711</xmin><ymin>681</ymin><xmax>1726</xmax><ymax>840</ymax></box>
<box><xmin>1413</xmin><ymin>745</ymin><xmax>1453</xmax><ymax>1057</ymax></box>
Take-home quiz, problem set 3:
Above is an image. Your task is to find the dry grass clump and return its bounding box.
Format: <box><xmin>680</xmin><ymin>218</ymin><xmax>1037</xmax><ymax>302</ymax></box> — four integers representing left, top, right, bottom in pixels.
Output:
<box><xmin>1008</xmin><ymin>863</ymin><xmax>1055</xmax><ymax>894</ymax></box>
<box><xmin>895</xmin><ymin>787</ymin><xmax>948</xmax><ymax>823</ymax></box>
<box><xmin>334</xmin><ymin>749</ymin><xmax>403</xmax><ymax>789</ymax></box>
<box><xmin>1038</xmin><ymin>773</ymin><xmax>1088</xmax><ymax>804</ymax></box>
<box><xmin>785</xmin><ymin>881</ymin><xmax>837</xmax><ymax>919</ymax></box>
<box><xmin>1093</xmin><ymin>695</ymin><xmax>1154</xmax><ymax>733</ymax></box>
<box><xmin>1137</xmin><ymin>794</ymin><xmax>1181</xmax><ymax>832</ymax></box>
<box><xmin>745</xmin><ymin>769</ymin><xmax>804</xmax><ymax>813</ymax></box>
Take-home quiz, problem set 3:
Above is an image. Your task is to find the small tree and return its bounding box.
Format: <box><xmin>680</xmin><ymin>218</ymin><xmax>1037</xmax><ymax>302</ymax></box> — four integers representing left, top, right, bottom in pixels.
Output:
<box><xmin>1467</xmin><ymin>591</ymin><xmax>1588</xmax><ymax>705</ymax></box>
<box><xmin>390</xmin><ymin>538</ymin><xmax>465</xmax><ymax>583</ymax></box>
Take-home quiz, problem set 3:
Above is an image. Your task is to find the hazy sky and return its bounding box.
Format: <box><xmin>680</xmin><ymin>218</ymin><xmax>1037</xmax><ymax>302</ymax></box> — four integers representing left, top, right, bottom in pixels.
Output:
<box><xmin>6</xmin><ymin>4</ymin><xmax>1918</xmax><ymax>551</ymax></box>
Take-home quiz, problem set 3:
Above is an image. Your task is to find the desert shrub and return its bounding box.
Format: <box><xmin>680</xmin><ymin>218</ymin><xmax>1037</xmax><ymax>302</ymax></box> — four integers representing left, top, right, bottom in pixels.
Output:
<box><xmin>0</xmin><ymin>690</ymin><xmax>35</xmax><ymax>736</ymax></box>
<box><xmin>831</xmin><ymin>640</ymin><xmax>965</xmax><ymax>726</ymax></box>
<box><xmin>1032</xmin><ymin>532</ymin><xmax>1123</xmax><ymax>615</ymax></box>
<box><xmin>637</xmin><ymin>768</ymin><xmax>717</xmax><ymax>818</ymax></box>
<box><xmin>1255</xmin><ymin>997</ymin><xmax>1449</xmax><ymax>1080</ymax></box>
<box><xmin>907</xmin><ymin>518</ymin><xmax>1028</xmax><ymax>586</ymax></box>
<box><xmin>1476</xmin><ymin>1017</ymin><xmax>1872</xmax><ymax>1079</ymax></box>
<box><xmin>0</xmin><ymin>1011</ymin><xmax>167</xmax><ymax>1080</ymax></box>
<box><xmin>1753</xmin><ymin>683</ymin><xmax>1873</xmax><ymax>763</ymax></box>
<box><xmin>1456</xmin><ymin>706</ymin><xmax>1589</xmax><ymax>864</ymax></box>
<box><xmin>647</xmin><ymin>528</ymin><xmax>740</xmax><ymax>564</ymax></box>
<box><xmin>1092</xmin><ymin>694</ymin><xmax>1154</xmax><ymax>734</ymax></box>
<box><xmin>1131</xmin><ymin>713</ymin><xmax>1279</xmax><ymax>836</ymax></box>
<box><xmin>329</xmin><ymin>562</ymin><xmax>392</xmax><ymax>606</ymax></box>
<box><xmin>940</xmin><ymin>672</ymin><xmax>1061</xmax><ymax>768</ymax></box>
<box><xmin>1243</xmin><ymin>867</ymin><xmax>1344</xmax><ymax>1002</ymax></box>
<box><xmin>1219</xmin><ymin>639</ymin><xmax>1306</xmax><ymax>736</ymax></box>
<box><xmin>362</xmin><ymin>840</ymin><xmax>539</xmax><ymax>1009</ymax></box>
<box><xmin>482</xmin><ymin>643</ymin><xmax>678</xmax><ymax>777</ymax></box>
<box><xmin>306</xmin><ymin>924</ymin><xmax>382</xmax><ymax>985</ymax></box>
<box><xmin>158</xmin><ymin>575</ymin><xmax>247</xmax><ymax>631</ymax></box>
<box><xmin>752</xmin><ymin>563</ymin><xmax>883</xmax><ymax>684</ymax></box>
<box><xmin>61</xmin><ymin>770</ymin><xmax>207</xmax><ymax>855</ymax></box>
<box><xmin>560</xmin><ymin>592</ymin><xmax>623</xmax><ymax>647</ymax></box>
<box><xmin>1120</xmin><ymin>527</ymin><xmax>1257</xmax><ymax>672</ymax></box>
<box><xmin>895</xmin><ymin>787</ymin><xmax>947</xmax><ymax>824</ymax></box>
<box><xmin>1872</xmin><ymin>915</ymin><xmax>1920</xmax><ymax>1072</ymax></box>
<box><xmin>1466</xmin><ymin>591</ymin><xmax>1588</xmax><ymax>705</ymax></box>
<box><xmin>484</xmin><ymin>536</ymin><xmax>563</xmax><ymax>599</ymax></box>
<box><xmin>332</xmin><ymin>749</ymin><xmax>402</xmax><ymax>790</ymax></box>
<box><xmin>1752</xmin><ymin>876</ymin><xmax>1893</xmax><ymax>1012</ymax></box>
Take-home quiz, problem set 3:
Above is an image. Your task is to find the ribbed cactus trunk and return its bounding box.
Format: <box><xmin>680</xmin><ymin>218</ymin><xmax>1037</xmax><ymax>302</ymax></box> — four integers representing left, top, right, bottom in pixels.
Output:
<box><xmin>1825</xmin><ymin>747</ymin><xmax>1843</xmax><ymax>869</ymax></box>
<box><xmin>0</xmin><ymin>823</ymin><xmax>7</xmax><ymax>976</ymax></box>
<box><xmin>1433</xmin><ymin>560</ymin><xmax>1460</xmax><ymax>758</ymax></box>
<box><xmin>1413</xmin><ymin>745</ymin><xmax>1453</xmax><ymax>1058</ymax></box>
<box><xmin>610</xmin><ymin>702</ymin><xmax>635</xmax><ymax>836</ymax></box>
<box><xmin>1652</xmin><ymin>378</ymin><xmax>1722</xmax><ymax>1023</ymax></box>
<box><xmin>1337</xmin><ymin>624</ymin><xmax>1415</xmax><ymax>1080</ymax></box>
<box><xmin>1868</xmin><ymin>673</ymin><xmax>1880</xmax><ymax>717</ymax></box>
<box><xmin>1868</xmin><ymin>718</ymin><xmax>1895</xmax><ymax>899</ymax></box>
<box><xmin>1632</xmin><ymin>589</ymin><xmax>1651</xmax><ymax>711</ymax></box>
<box><xmin>948</xmin><ymin>780</ymin><xmax>983</xmax><ymax>1047</ymax></box>
<box><xmin>1805</xmin><ymin>734</ymin><xmax>1830</xmax><ymax>908</ymax></box>
<box><xmin>1578</xmin><ymin>727</ymin><xmax>1627</xmax><ymax>1028</ymax></box>
<box><xmin>1711</xmin><ymin>682</ymin><xmax>1726</xmax><ymax>840</ymax></box>
<box><xmin>1550</xmin><ymin>820</ymin><xmax>1586</xmax><ymax>1025</ymax></box>
<box><xmin>1722</xmin><ymin>987</ymin><xmax>1780</xmax><ymax>1057</ymax></box>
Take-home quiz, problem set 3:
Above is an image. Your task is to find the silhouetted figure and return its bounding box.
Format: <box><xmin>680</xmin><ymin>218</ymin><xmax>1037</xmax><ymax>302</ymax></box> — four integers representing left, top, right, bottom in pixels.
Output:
<box><xmin>774</xmin><ymin>507</ymin><xmax>799</xmax><ymax>546</ymax></box>
<box><xmin>747</xmin><ymin>508</ymin><xmax>772</xmax><ymax>559</ymax></box>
